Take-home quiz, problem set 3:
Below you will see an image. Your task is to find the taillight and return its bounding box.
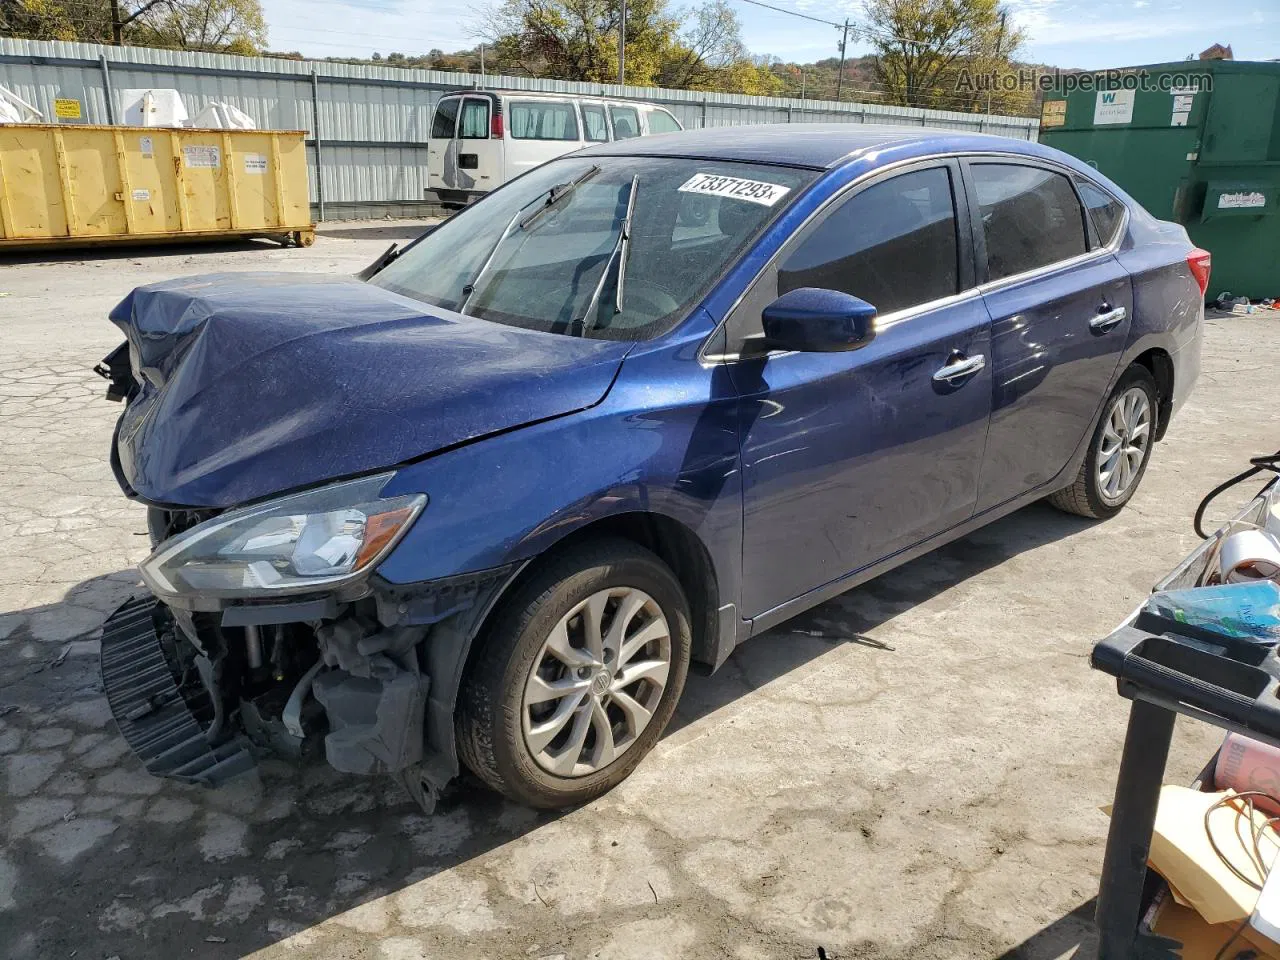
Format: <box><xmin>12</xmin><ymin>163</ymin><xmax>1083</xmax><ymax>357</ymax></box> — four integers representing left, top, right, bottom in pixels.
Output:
<box><xmin>1187</xmin><ymin>247</ymin><xmax>1211</xmax><ymax>297</ymax></box>
<box><xmin>491</xmin><ymin>113</ymin><xmax>503</xmax><ymax>138</ymax></box>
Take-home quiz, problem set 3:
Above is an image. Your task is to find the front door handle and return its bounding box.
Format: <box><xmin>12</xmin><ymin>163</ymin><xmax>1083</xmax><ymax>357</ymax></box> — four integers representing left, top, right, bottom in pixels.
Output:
<box><xmin>1090</xmin><ymin>305</ymin><xmax>1127</xmax><ymax>332</ymax></box>
<box><xmin>933</xmin><ymin>353</ymin><xmax>986</xmax><ymax>383</ymax></box>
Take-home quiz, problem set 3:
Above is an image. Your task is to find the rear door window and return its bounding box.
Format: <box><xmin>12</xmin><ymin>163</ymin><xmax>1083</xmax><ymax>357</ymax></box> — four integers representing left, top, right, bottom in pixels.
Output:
<box><xmin>581</xmin><ymin>104</ymin><xmax>609</xmax><ymax>142</ymax></box>
<box><xmin>610</xmin><ymin>105</ymin><xmax>641</xmax><ymax>139</ymax></box>
<box><xmin>459</xmin><ymin>98</ymin><xmax>489</xmax><ymax>139</ymax></box>
<box><xmin>971</xmin><ymin>163</ymin><xmax>1088</xmax><ymax>281</ymax></box>
<box><xmin>778</xmin><ymin>166</ymin><xmax>961</xmax><ymax>315</ymax></box>
<box><xmin>1075</xmin><ymin>178</ymin><xmax>1126</xmax><ymax>247</ymax></box>
<box><xmin>509</xmin><ymin>101</ymin><xmax>580</xmax><ymax>141</ymax></box>
<box><xmin>646</xmin><ymin>108</ymin><xmax>681</xmax><ymax>134</ymax></box>
<box><xmin>431</xmin><ymin>97</ymin><xmax>459</xmax><ymax>139</ymax></box>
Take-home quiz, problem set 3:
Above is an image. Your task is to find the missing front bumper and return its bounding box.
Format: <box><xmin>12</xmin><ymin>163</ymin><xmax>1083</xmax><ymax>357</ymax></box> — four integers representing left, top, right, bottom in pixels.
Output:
<box><xmin>100</xmin><ymin>596</ymin><xmax>256</xmax><ymax>786</ymax></box>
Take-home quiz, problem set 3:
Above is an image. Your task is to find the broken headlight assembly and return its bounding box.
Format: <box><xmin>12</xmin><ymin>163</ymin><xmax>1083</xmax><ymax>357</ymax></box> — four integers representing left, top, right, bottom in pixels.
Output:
<box><xmin>139</xmin><ymin>473</ymin><xmax>426</xmax><ymax>602</ymax></box>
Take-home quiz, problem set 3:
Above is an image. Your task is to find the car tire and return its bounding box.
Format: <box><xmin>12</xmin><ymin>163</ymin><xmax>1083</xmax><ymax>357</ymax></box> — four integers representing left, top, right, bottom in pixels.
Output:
<box><xmin>456</xmin><ymin>538</ymin><xmax>692</xmax><ymax>809</ymax></box>
<box><xmin>1048</xmin><ymin>365</ymin><xmax>1160</xmax><ymax>520</ymax></box>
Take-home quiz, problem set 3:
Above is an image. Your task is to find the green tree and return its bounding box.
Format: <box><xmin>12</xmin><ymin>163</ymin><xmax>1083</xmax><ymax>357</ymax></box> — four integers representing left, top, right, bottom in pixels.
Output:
<box><xmin>0</xmin><ymin>0</ymin><xmax>267</xmax><ymax>53</ymax></box>
<box><xmin>864</xmin><ymin>0</ymin><xmax>1026</xmax><ymax>112</ymax></box>
<box><xmin>129</xmin><ymin>0</ymin><xmax>266</xmax><ymax>53</ymax></box>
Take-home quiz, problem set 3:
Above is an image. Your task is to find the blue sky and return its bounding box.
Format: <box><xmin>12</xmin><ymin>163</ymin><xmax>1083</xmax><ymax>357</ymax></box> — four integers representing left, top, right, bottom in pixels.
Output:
<box><xmin>260</xmin><ymin>0</ymin><xmax>1278</xmax><ymax>70</ymax></box>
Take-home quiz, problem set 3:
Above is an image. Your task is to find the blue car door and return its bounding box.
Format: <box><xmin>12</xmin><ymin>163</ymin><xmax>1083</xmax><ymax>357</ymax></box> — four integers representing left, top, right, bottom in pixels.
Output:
<box><xmin>962</xmin><ymin>160</ymin><xmax>1132</xmax><ymax>513</ymax></box>
<box><xmin>721</xmin><ymin>160</ymin><xmax>994</xmax><ymax>620</ymax></box>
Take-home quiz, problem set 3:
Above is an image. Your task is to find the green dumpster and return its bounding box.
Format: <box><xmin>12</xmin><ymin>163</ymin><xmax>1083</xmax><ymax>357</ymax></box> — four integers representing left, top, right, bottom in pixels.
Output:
<box><xmin>1039</xmin><ymin>60</ymin><xmax>1280</xmax><ymax>300</ymax></box>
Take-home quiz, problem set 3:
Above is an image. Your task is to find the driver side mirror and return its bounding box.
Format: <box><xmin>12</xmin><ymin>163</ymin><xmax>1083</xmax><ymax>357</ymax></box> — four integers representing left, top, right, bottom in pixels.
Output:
<box><xmin>754</xmin><ymin>287</ymin><xmax>877</xmax><ymax>354</ymax></box>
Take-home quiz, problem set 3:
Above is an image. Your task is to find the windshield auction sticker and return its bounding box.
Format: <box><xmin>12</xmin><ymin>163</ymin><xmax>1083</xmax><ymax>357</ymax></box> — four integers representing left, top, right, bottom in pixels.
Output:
<box><xmin>678</xmin><ymin>173</ymin><xmax>790</xmax><ymax>206</ymax></box>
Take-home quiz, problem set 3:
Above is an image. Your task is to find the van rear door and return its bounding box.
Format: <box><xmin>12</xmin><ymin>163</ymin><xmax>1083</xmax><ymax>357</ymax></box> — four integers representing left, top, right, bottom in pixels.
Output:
<box><xmin>456</xmin><ymin>95</ymin><xmax>502</xmax><ymax>195</ymax></box>
<box><xmin>427</xmin><ymin>96</ymin><xmax>461</xmax><ymax>192</ymax></box>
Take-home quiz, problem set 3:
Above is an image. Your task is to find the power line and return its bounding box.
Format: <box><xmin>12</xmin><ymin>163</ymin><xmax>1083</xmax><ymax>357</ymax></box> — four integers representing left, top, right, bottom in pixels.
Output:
<box><xmin>728</xmin><ymin>0</ymin><xmax>845</xmax><ymax>29</ymax></box>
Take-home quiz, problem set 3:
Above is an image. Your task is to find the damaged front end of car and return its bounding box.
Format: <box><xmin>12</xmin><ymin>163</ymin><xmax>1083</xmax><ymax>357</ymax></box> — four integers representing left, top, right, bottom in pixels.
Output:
<box><xmin>99</xmin><ymin>479</ymin><xmax>516</xmax><ymax>813</ymax></box>
<box><xmin>90</xmin><ymin>271</ymin><xmax>633</xmax><ymax>812</ymax></box>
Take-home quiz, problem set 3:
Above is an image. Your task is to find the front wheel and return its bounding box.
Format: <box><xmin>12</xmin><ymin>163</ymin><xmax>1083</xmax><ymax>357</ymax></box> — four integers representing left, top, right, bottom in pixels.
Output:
<box><xmin>456</xmin><ymin>539</ymin><xmax>692</xmax><ymax>808</ymax></box>
<box><xmin>1048</xmin><ymin>365</ymin><xmax>1159</xmax><ymax>519</ymax></box>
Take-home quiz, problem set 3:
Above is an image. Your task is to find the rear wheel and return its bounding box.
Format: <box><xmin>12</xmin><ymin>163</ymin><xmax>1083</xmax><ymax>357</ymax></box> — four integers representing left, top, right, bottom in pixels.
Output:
<box><xmin>456</xmin><ymin>538</ymin><xmax>691</xmax><ymax>808</ymax></box>
<box><xmin>1048</xmin><ymin>365</ymin><xmax>1159</xmax><ymax>519</ymax></box>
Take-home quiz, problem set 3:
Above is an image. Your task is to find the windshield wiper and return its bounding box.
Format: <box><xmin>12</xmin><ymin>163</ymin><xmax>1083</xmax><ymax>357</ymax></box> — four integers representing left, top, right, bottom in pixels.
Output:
<box><xmin>457</xmin><ymin>206</ymin><xmax>524</xmax><ymax>315</ymax></box>
<box><xmin>519</xmin><ymin>165</ymin><xmax>601</xmax><ymax>232</ymax></box>
<box><xmin>575</xmin><ymin>174</ymin><xmax>640</xmax><ymax>337</ymax></box>
<box><xmin>458</xmin><ymin>165</ymin><xmax>603</xmax><ymax>316</ymax></box>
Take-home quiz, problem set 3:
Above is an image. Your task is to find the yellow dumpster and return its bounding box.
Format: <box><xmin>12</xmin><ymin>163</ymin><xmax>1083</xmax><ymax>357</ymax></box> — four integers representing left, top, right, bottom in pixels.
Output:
<box><xmin>0</xmin><ymin>124</ymin><xmax>315</xmax><ymax>249</ymax></box>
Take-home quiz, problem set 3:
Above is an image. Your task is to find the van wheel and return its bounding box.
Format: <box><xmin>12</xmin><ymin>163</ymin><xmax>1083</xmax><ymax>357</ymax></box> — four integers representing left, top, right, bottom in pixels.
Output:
<box><xmin>456</xmin><ymin>539</ymin><xmax>691</xmax><ymax>809</ymax></box>
<box><xmin>1048</xmin><ymin>365</ymin><xmax>1159</xmax><ymax>519</ymax></box>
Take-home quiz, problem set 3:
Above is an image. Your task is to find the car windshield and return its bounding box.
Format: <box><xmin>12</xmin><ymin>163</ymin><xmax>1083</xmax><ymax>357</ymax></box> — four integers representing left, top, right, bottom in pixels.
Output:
<box><xmin>371</xmin><ymin>156</ymin><xmax>817</xmax><ymax>340</ymax></box>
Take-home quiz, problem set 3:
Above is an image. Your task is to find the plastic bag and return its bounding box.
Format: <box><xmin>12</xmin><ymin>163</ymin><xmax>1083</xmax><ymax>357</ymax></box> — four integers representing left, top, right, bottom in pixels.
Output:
<box><xmin>1145</xmin><ymin>581</ymin><xmax>1280</xmax><ymax>642</ymax></box>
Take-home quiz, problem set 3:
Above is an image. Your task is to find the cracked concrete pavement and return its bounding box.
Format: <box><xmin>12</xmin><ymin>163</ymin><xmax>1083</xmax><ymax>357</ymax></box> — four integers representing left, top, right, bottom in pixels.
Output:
<box><xmin>1</xmin><ymin>224</ymin><xmax>1275</xmax><ymax>959</ymax></box>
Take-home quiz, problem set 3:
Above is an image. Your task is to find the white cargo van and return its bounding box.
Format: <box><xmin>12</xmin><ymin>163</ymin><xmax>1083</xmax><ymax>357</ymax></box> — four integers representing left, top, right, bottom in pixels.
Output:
<box><xmin>425</xmin><ymin>90</ymin><xmax>683</xmax><ymax>207</ymax></box>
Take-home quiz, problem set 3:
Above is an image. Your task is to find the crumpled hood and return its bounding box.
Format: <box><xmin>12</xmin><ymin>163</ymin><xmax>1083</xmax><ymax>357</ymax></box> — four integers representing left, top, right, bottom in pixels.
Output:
<box><xmin>110</xmin><ymin>273</ymin><xmax>631</xmax><ymax>507</ymax></box>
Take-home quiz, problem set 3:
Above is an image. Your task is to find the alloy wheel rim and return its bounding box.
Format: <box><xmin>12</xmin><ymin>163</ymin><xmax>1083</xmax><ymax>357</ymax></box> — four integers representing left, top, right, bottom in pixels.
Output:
<box><xmin>1096</xmin><ymin>386</ymin><xmax>1151</xmax><ymax>504</ymax></box>
<box><xmin>521</xmin><ymin>586</ymin><xmax>671</xmax><ymax>778</ymax></box>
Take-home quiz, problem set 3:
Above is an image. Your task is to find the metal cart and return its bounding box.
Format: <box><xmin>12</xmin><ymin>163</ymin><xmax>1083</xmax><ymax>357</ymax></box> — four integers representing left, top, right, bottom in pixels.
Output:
<box><xmin>1092</xmin><ymin>484</ymin><xmax>1278</xmax><ymax>959</ymax></box>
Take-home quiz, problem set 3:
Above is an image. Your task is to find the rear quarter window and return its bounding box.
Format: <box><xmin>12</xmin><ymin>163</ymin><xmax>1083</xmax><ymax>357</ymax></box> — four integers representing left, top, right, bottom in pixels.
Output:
<box><xmin>646</xmin><ymin>109</ymin><xmax>682</xmax><ymax>134</ymax></box>
<box><xmin>509</xmin><ymin>101</ymin><xmax>580</xmax><ymax>141</ymax></box>
<box><xmin>1076</xmin><ymin>178</ymin><xmax>1127</xmax><ymax>247</ymax></box>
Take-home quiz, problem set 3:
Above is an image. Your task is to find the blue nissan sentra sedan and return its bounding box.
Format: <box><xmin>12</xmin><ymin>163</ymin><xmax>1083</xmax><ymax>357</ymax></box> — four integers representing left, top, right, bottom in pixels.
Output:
<box><xmin>98</xmin><ymin>124</ymin><xmax>1208</xmax><ymax>810</ymax></box>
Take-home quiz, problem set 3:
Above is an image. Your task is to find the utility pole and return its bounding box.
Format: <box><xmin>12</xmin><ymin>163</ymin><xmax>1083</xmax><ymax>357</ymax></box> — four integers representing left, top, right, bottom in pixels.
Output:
<box><xmin>480</xmin><ymin>44</ymin><xmax>486</xmax><ymax>81</ymax></box>
<box><xmin>835</xmin><ymin>19</ymin><xmax>850</xmax><ymax>102</ymax></box>
<box><xmin>618</xmin><ymin>0</ymin><xmax>627</xmax><ymax>85</ymax></box>
<box><xmin>800</xmin><ymin>69</ymin><xmax>806</xmax><ymax>100</ymax></box>
<box><xmin>985</xmin><ymin>12</ymin><xmax>1006</xmax><ymax>115</ymax></box>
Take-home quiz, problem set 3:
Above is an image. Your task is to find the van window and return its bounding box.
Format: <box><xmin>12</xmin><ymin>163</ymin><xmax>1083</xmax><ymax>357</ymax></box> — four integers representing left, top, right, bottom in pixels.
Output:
<box><xmin>610</xmin><ymin>105</ymin><xmax>640</xmax><ymax>139</ymax></box>
<box><xmin>647</xmin><ymin>109</ymin><xmax>681</xmax><ymax>134</ymax></box>
<box><xmin>459</xmin><ymin>99</ymin><xmax>489</xmax><ymax>139</ymax></box>
<box><xmin>581</xmin><ymin>104</ymin><xmax>609</xmax><ymax>142</ymax></box>
<box><xmin>431</xmin><ymin>97</ymin><xmax>459</xmax><ymax>139</ymax></box>
<box><xmin>509</xmin><ymin>101</ymin><xmax>579</xmax><ymax>141</ymax></box>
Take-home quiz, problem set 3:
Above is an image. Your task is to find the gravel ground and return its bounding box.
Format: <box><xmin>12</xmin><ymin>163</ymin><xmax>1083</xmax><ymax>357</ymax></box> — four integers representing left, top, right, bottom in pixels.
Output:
<box><xmin>0</xmin><ymin>224</ymin><xmax>1275</xmax><ymax>960</ymax></box>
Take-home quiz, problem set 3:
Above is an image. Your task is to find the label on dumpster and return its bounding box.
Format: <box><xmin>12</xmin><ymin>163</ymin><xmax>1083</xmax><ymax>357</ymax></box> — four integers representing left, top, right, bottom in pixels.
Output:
<box><xmin>139</xmin><ymin>136</ymin><xmax>153</xmax><ymax>158</ymax></box>
<box><xmin>243</xmin><ymin>153</ymin><xmax>268</xmax><ymax>174</ymax></box>
<box><xmin>131</xmin><ymin>188</ymin><xmax>150</xmax><ymax>202</ymax></box>
<box><xmin>1173</xmin><ymin>94</ymin><xmax>1196</xmax><ymax>113</ymax></box>
<box><xmin>1218</xmin><ymin>191</ymin><xmax>1267</xmax><ymax>210</ymax></box>
<box><xmin>1093</xmin><ymin>89</ymin><xmax>1135</xmax><ymax>125</ymax></box>
<box><xmin>182</xmin><ymin>145</ymin><xmax>221</xmax><ymax>169</ymax></box>
<box><xmin>53</xmin><ymin>98</ymin><xmax>82</xmax><ymax>120</ymax></box>
<box><xmin>1040</xmin><ymin>99</ymin><xmax>1067</xmax><ymax>128</ymax></box>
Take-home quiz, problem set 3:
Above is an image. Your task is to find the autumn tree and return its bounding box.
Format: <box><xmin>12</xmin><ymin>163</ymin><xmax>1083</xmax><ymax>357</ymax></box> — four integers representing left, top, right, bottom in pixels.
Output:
<box><xmin>864</xmin><ymin>0</ymin><xmax>1027</xmax><ymax>112</ymax></box>
<box><xmin>476</xmin><ymin>0</ymin><xmax>777</xmax><ymax>92</ymax></box>
<box><xmin>0</xmin><ymin>0</ymin><xmax>267</xmax><ymax>53</ymax></box>
<box><xmin>132</xmin><ymin>0</ymin><xmax>266</xmax><ymax>54</ymax></box>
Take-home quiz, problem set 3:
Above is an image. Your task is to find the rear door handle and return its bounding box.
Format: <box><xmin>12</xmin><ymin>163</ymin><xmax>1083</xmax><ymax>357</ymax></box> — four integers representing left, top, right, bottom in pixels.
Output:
<box><xmin>1090</xmin><ymin>306</ymin><xmax>1127</xmax><ymax>332</ymax></box>
<box><xmin>933</xmin><ymin>353</ymin><xmax>986</xmax><ymax>383</ymax></box>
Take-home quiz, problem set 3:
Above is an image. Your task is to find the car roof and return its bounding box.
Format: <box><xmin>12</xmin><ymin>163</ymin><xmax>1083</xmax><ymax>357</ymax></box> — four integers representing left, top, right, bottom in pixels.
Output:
<box><xmin>440</xmin><ymin>89</ymin><xmax>664</xmax><ymax>105</ymax></box>
<box><xmin>575</xmin><ymin>122</ymin><xmax>1057</xmax><ymax>171</ymax></box>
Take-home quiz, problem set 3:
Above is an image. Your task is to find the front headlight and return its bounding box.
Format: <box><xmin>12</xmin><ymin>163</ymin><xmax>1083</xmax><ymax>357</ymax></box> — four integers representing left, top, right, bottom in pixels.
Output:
<box><xmin>140</xmin><ymin>473</ymin><xmax>426</xmax><ymax>601</ymax></box>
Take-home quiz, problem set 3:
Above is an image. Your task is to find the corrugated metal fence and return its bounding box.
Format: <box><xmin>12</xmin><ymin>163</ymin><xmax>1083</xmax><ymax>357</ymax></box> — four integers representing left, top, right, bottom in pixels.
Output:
<box><xmin>0</xmin><ymin>38</ymin><xmax>1040</xmax><ymax>220</ymax></box>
